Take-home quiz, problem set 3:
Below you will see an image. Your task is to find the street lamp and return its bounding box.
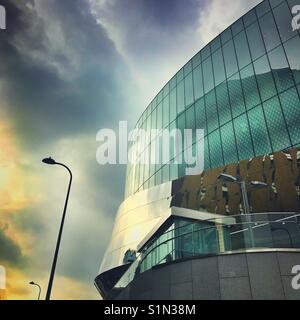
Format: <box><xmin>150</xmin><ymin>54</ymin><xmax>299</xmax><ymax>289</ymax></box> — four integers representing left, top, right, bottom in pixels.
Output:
<box><xmin>42</xmin><ymin>157</ymin><xmax>73</xmax><ymax>300</ymax></box>
<box><xmin>217</xmin><ymin>173</ymin><xmax>269</xmax><ymax>247</ymax></box>
<box><xmin>29</xmin><ymin>281</ymin><xmax>41</xmax><ymax>300</ymax></box>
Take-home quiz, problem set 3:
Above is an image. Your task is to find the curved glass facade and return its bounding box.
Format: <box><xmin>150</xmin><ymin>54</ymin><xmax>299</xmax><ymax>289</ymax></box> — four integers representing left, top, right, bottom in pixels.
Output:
<box><xmin>125</xmin><ymin>0</ymin><xmax>300</xmax><ymax>199</ymax></box>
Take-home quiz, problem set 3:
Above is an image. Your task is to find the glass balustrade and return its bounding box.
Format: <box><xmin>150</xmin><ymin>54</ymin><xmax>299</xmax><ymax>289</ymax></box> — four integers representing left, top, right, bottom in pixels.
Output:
<box><xmin>108</xmin><ymin>213</ymin><xmax>300</xmax><ymax>299</ymax></box>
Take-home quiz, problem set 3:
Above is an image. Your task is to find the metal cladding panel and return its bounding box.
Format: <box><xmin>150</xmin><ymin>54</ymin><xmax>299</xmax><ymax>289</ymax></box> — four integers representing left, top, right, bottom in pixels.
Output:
<box><xmin>99</xmin><ymin>181</ymin><xmax>172</xmax><ymax>273</ymax></box>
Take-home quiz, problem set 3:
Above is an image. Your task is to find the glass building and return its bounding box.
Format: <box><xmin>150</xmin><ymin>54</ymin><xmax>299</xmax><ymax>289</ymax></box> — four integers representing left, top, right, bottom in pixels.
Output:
<box><xmin>96</xmin><ymin>0</ymin><xmax>300</xmax><ymax>299</ymax></box>
<box><xmin>125</xmin><ymin>0</ymin><xmax>300</xmax><ymax>198</ymax></box>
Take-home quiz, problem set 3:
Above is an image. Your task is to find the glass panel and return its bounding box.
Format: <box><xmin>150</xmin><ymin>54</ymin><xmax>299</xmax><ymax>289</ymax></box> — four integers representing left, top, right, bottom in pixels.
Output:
<box><xmin>240</xmin><ymin>64</ymin><xmax>261</xmax><ymax>110</ymax></box>
<box><xmin>147</xmin><ymin>113</ymin><xmax>152</xmax><ymax>135</ymax></box>
<box><xmin>157</xmin><ymin>90</ymin><xmax>163</xmax><ymax>104</ymax></box>
<box><xmin>268</xmin><ymin>45</ymin><xmax>294</xmax><ymax>93</ymax></box>
<box><xmin>186</xmin><ymin>104</ymin><xmax>195</xmax><ymax>130</ymax></box>
<box><xmin>273</xmin><ymin>1</ymin><xmax>295</xmax><ymax>43</ymax></box>
<box><xmin>210</xmin><ymin>36</ymin><xmax>221</xmax><ymax>53</ymax></box>
<box><xmin>170</xmin><ymin>88</ymin><xmax>177</xmax><ymax>122</ymax></box>
<box><xmin>170</xmin><ymin>75</ymin><xmax>177</xmax><ymax>90</ymax></box>
<box><xmin>263</xmin><ymin>96</ymin><xmax>291</xmax><ymax>150</ymax></box>
<box><xmin>163</xmin><ymin>83</ymin><xmax>169</xmax><ymax>98</ymax></box>
<box><xmin>144</xmin><ymin>149</ymin><xmax>150</xmax><ymax>182</ymax></box>
<box><xmin>221</xmin><ymin>27</ymin><xmax>232</xmax><ymax>45</ymax></box>
<box><xmin>243</xmin><ymin>9</ymin><xmax>257</xmax><ymax>27</ymax></box>
<box><xmin>246</xmin><ymin>21</ymin><xmax>266</xmax><ymax>60</ymax></box>
<box><xmin>223</xmin><ymin>40</ymin><xmax>238</xmax><ymax>77</ymax></box>
<box><xmin>201</xmin><ymin>45</ymin><xmax>211</xmax><ymax>61</ymax></box>
<box><xmin>284</xmin><ymin>35</ymin><xmax>300</xmax><ymax>85</ymax></box>
<box><xmin>205</xmin><ymin>91</ymin><xmax>219</xmax><ymax>133</ymax></box>
<box><xmin>234</xmin><ymin>31</ymin><xmax>252</xmax><ymax>69</ymax></box>
<box><xmin>163</xmin><ymin>95</ymin><xmax>170</xmax><ymax>128</ymax></box>
<box><xmin>221</xmin><ymin>122</ymin><xmax>238</xmax><ymax>164</ymax></box>
<box><xmin>234</xmin><ymin>113</ymin><xmax>254</xmax><ymax>160</ymax></box>
<box><xmin>151</xmin><ymin>106</ymin><xmax>157</xmax><ymax>129</ymax></box>
<box><xmin>170</xmin><ymin>163</ymin><xmax>178</xmax><ymax>181</ymax></box>
<box><xmin>231</xmin><ymin>18</ymin><xmax>244</xmax><ymax>36</ymax></box>
<box><xmin>157</xmin><ymin>101</ymin><xmax>163</xmax><ymax>130</ymax></box>
<box><xmin>186</xmin><ymin>105</ymin><xmax>196</xmax><ymax>145</ymax></box>
<box><xmin>288</xmin><ymin>0</ymin><xmax>300</xmax><ymax>9</ymax></box>
<box><xmin>177</xmin><ymin>80</ymin><xmax>185</xmax><ymax>114</ymax></box>
<box><xmin>203</xmin><ymin>56</ymin><xmax>214</xmax><ymax>94</ymax></box>
<box><xmin>176</xmin><ymin>111</ymin><xmax>186</xmax><ymax>152</ymax></box>
<box><xmin>280</xmin><ymin>87</ymin><xmax>300</xmax><ymax>145</ymax></box>
<box><xmin>177</xmin><ymin>68</ymin><xmax>184</xmax><ymax>83</ymax></box>
<box><xmin>195</xmin><ymin>98</ymin><xmax>207</xmax><ymax>133</ymax></box>
<box><xmin>192</xmin><ymin>52</ymin><xmax>201</xmax><ymax>68</ymax></box>
<box><xmin>248</xmin><ymin>105</ymin><xmax>272</xmax><ymax>156</ymax></box>
<box><xmin>228</xmin><ymin>73</ymin><xmax>246</xmax><ymax>118</ymax></box>
<box><xmin>269</xmin><ymin>0</ymin><xmax>284</xmax><ymax>8</ymax></box>
<box><xmin>193</xmin><ymin>64</ymin><xmax>204</xmax><ymax>100</ymax></box>
<box><xmin>162</xmin><ymin>165</ymin><xmax>169</xmax><ymax>183</ymax></box>
<box><xmin>254</xmin><ymin>55</ymin><xmax>277</xmax><ymax>102</ymax></box>
<box><xmin>259</xmin><ymin>12</ymin><xmax>281</xmax><ymax>52</ymax></box>
<box><xmin>185</xmin><ymin>72</ymin><xmax>194</xmax><ymax>107</ymax></box>
<box><xmin>184</xmin><ymin>61</ymin><xmax>192</xmax><ymax>77</ymax></box>
<box><xmin>216</xmin><ymin>82</ymin><xmax>232</xmax><ymax>125</ymax></box>
<box><xmin>212</xmin><ymin>48</ymin><xmax>226</xmax><ymax>86</ymax></box>
<box><xmin>208</xmin><ymin>130</ymin><xmax>223</xmax><ymax>168</ymax></box>
<box><xmin>256</xmin><ymin>0</ymin><xmax>271</xmax><ymax>18</ymax></box>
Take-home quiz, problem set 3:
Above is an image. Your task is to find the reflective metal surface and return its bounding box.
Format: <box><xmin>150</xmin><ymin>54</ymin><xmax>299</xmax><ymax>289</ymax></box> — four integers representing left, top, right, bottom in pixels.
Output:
<box><xmin>100</xmin><ymin>181</ymin><xmax>172</xmax><ymax>273</ymax></box>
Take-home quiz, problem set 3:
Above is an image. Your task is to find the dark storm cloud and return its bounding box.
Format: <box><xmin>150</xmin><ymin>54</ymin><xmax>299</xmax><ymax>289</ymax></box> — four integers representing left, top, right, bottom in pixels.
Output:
<box><xmin>97</xmin><ymin>0</ymin><xmax>207</xmax><ymax>57</ymax></box>
<box><xmin>0</xmin><ymin>0</ymin><xmax>129</xmax><ymax>149</ymax></box>
<box><xmin>107</xmin><ymin>0</ymin><xmax>203</xmax><ymax>30</ymax></box>
<box><xmin>0</xmin><ymin>225</ymin><xmax>25</xmax><ymax>266</ymax></box>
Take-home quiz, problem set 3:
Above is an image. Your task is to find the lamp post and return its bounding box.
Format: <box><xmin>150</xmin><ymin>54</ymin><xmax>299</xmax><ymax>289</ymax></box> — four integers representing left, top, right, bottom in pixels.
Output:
<box><xmin>217</xmin><ymin>173</ymin><xmax>269</xmax><ymax>248</ymax></box>
<box><xmin>29</xmin><ymin>281</ymin><xmax>41</xmax><ymax>300</ymax></box>
<box><xmin>42</xmin><ymin>157</ymin><xmax>73</xmax><ymax>300</ymax></box>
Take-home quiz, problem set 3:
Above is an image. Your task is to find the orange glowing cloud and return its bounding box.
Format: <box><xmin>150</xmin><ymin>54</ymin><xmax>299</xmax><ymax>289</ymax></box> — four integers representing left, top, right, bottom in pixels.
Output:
<box><xmin>0</xmin><ymin>119</ymin><xmax>40</xmax><ymax>214</ymax></box>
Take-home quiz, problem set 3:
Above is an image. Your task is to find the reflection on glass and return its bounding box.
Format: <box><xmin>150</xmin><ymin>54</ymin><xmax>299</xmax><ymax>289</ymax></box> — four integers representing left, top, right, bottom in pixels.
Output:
<box><xmin>284</xmin><ymin>35</ymin><xmax>300</xmax><ymax>84</ymax></box>
<box><xmin>223</xmin><ymin>40</ymin><xmax>238</xmax><ymax>77</ymax></box>
<box><xmin>268</xmin><ymin>45</ymin><xmax>294</xmax><ymax>93</ymax></box>
<box><xmin>263</xmin><ymin>96</ymin><xmax>291</xmax><ymax>150</ymax></box>
<box><xmin>259</xmin><ymin>12</ymin><xmax>281</xmax><ymax>52</ymax></box>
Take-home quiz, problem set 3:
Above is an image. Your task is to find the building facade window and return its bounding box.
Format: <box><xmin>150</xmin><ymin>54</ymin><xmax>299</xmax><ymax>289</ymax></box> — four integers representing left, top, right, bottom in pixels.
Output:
<box><xmin>125</xmin><ymin>0</ymin><xmax>300</xmax><ymax>198</ymax></box>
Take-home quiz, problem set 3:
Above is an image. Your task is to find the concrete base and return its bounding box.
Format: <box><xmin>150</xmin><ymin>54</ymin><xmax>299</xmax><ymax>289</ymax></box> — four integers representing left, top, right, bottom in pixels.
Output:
<box><xmin>114</xmin><ymin>250</ymin><xmax>300</xmax><ymax>300</ymax></box>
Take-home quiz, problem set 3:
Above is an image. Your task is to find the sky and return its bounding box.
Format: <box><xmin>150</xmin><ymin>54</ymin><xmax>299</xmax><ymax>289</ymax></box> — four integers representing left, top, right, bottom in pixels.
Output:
<box><xmin>0</xmin><ymin>0</ymin><xmax>261</xmax><ymax>300</ymax></box>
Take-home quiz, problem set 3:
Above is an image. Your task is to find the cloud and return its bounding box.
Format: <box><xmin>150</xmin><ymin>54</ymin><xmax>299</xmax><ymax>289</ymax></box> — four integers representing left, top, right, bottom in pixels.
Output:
<box><xmin>0</xmin><ymin>225</ymin><xmax>25</xmax><ymax>266</ymax></box>
<box><xmin>0</xmin><ymin>0</ymin><xmax>131</xmax><ymax>150</ymax></box>
<box><xmin>89</xmin><ymin>0</ymin><xmax>209</xmax><ymax>108</ymax></box>
<box><xmin>197</xmin><ymin>0</ymin><xmax>261</xmax><ymax>44</ymax></box>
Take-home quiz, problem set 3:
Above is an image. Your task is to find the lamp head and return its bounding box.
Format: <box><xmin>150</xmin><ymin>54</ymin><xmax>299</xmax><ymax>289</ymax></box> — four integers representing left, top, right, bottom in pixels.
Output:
<box><xmin>217</xmin><ymin>173</ymin><xmax>238</xmax><ymax>183</ymax></box>
<box><xmin>29</xmin><ymin>281</ymin><xmax>35</xmax><ymax>285</ymax></box>
<box><xmin>249</xmin><ymin>181</ymin><xmax>269</xmax><ymax>189</ymax></box>
<box><xmin>42</xmin><ymin>157</ymin><xmax>56</xmax><ymax>165</ymax></box>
